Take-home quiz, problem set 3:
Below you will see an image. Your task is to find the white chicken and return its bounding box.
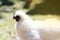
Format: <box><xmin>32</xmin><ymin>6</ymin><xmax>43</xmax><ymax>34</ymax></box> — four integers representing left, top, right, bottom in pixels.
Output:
<box><xmin>13</xmin><ymin>9</ymin><xmax>42</xmax><ymax>40</ymax></box>
<box><xmin>13</xmin><ymin>9</ymin><xmax>60</xmax><ymax>40</ymax></box>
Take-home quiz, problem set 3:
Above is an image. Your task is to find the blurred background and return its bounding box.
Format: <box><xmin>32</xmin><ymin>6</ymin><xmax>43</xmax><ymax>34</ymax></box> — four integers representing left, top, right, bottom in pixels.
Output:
<box><xmin>0</xmin><ymin>0</ymin><xmax>60</xmax><ymax>40</ymax></box>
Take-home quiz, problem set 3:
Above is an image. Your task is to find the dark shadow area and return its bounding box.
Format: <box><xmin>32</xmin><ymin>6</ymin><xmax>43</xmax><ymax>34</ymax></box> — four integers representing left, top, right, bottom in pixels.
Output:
<box><xmin>0</xmin><ymin>0</ymin><xmax>14</xmax><ymax>6</ymax></box>
<box><xmin>26</xmin><ymin>0</ymin><xmax>60</xmax><ymax>15</ymax></box>
<box><xmin>21</xmin><ymin>0</ymin><xmax>32</xmax><ymax>9</ymax></box>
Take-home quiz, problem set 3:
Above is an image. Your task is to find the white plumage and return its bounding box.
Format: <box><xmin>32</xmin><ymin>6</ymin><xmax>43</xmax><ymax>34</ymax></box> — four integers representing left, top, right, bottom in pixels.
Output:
<box><xmin>14</xmin><ymin>9</ymin><xmax>60</xmax><ymax>40</ymax></box>
<box><xmin>14</xmin><ymin>9</ymin><xmax>41</xmax><ymax>40</ymax></box>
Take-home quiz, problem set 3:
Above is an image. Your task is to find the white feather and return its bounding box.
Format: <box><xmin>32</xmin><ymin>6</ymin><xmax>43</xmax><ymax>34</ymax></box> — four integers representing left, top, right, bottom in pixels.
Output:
<box><xmin>14</xmin><ymin>9</ymin><xmax>60</xmax><ymax>40</ymax></box>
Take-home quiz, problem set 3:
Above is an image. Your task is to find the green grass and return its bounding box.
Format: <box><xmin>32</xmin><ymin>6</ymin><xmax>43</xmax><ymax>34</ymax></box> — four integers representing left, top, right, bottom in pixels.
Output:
<box><xmin>0</xmin><ymin>12</ymin><xmax>60</xmax><ymax>40</ymax></box>
<box><xmin>0</xmin><ymin>13</ymin><xmax>16</xmax><ymax>40</ymax></box>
